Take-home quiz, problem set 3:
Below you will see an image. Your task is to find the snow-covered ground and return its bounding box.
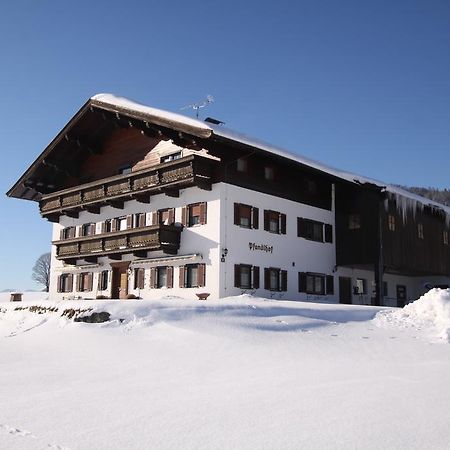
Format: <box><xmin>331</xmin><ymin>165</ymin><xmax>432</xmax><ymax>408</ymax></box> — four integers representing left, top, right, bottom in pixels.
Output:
<box><xmin>0</xmin><ymin>290</ymin><xmax>449</xmax><ymax>450</ymax></box>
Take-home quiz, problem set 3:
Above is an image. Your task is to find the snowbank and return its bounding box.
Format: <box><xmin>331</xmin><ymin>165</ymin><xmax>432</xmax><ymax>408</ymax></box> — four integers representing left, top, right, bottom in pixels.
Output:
<box><xmin>375</xmin><ymin>288</ymin><xmax>450</xmax><ymax>342</ymax></box>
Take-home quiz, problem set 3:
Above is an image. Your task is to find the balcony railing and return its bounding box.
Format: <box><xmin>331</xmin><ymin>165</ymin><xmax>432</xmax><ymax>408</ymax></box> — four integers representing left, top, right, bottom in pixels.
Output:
<box><xmin>40</xmin><ymin>154</ymin><xmax>216</xmax><ymax>219</ymax></box>
<box><xmin>53</xmin><ymin>224</ymin><xmax>183</xmax><ymax>262</ymax></box>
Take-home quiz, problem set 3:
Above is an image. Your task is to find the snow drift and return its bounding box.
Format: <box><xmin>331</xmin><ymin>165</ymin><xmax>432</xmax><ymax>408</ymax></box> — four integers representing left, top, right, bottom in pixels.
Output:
<box><xmin>375</xmin><ymin>288</ymin><xmax>450</xmax><ymax>342</ymax></box>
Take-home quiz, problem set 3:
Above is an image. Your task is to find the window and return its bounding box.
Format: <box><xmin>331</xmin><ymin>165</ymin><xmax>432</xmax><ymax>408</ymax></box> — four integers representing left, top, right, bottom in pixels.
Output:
<box><xmin>155</xmin><ymin>208</ymin><xmax>175</xmax><ymax>225</ymax></box>
<box><xmin>298</xmin><ymin>273</ymin><xmax>334</xmax><ymax>295</ymax></box>
<box><xmin>388</xmin><ymin>214</ymin><xmax>396</xmax><ymax>231</ymax></box>
<box><xmin>444</xmin><ymin>231</ymin><xmax>449</xmax><ymax>245</ymax></box>
<box><xmin>263</xmin><ymin>210</ymin><xmax>286</xmax><ymax>234</ymax></box>
<box><xmin>134</xmin><ymin>268</ymin><xmax>145</xmax><ymax>290</ymax></box>
<box><xmin>80</xmin><ymin>223</ymin><xmax>96</xmax><ymax>237</ymax></box>
<box><xmin>237</xmin><ymin>158</ymin><xmax>248</xmax><ymax>173</ymax></box>
<box><xmin>297</xmin><ymin>218</ymin><xmax>332</xmax><ymax>243</ymax></box>
<box><xmin>57</xmin><ymin>273</ymin><xmax>73</xmax><ymax>293</ymax></box>
<box><xmin>60</xmin><ymin>226</ymin><xmax>76</xmax><ymax>240</ymax></box>
<box><xmin>234</xmin><ymin>203</ymin><xmax>259</xmax><ymax>229</ymax></box>
<box><xmin>182</xmin><ymin>203</ymin><xmax>207</xmax><ymax>227</ymax></box>
<box><xmin>117</xmin><ymin>217</ymin><xmax>128</xmax><ymax>231</ymax></box>
<box><xmin>264</xmin><ymin>166</ymin><xmax>274</xmax><ymax>181</ymax></box>
<box><xmin>119</xmin><ymin>164</ymin><xmax>132</xmax><ymax>175</ymax></box>
<box><xmin>234</xmin><ymin>265</ymin><xmax>260</xmax><ymax>289</ymax></box>
<box><xmin>304</xmin><ymin>178</ymin><xmax>318</xmax><ymax>195</ymax></box>
<box><xmin>77</xmin><ymin>272</ymin><xmax>93</xmax><ymax>292</ymax></box>
<box><xmin>98</xmin><ymin>270</ymin><xmax>109</xmax><ymax>291</ymax></box>
<box><xmin>348</xmin><ymin>214</ymin><xmax>361</xmax><ymax>230</ymax></box>
<box><xmin>133</xmin><ymin>213</ymin><xmax>146</xmax><ymax>228</ymax></box>
<box><xmin>417</xmin><ymin>223</ymin><xmax>424</xmax><ymax>239</ymax></box>
<box><xmin>161</xmin><ymin>152</ymin><xmax>182</xmax><ymax>163</ymax></box>
<box><xmin>103</xmin><ymin>219</ymin><xmax>113</xmax><ymax>233</ymax></box>
<box><xmin>179</xmin><ymin>264</ymin><xmax>206</xmax><ymax>288</ymax></box>
<box><xmin>150</xmin><ymin>266</ymin><xmax>174</xmax><ymax>288</ymax></box>
<box><xmin>354</xmin><ymin>278</ymin><xmax>366</xmax><ymax>295</ymax></box>
<box><xmin>264</xmin><ymin>268</ymin><xmax>287</xmax><ymax>292</ymax></box>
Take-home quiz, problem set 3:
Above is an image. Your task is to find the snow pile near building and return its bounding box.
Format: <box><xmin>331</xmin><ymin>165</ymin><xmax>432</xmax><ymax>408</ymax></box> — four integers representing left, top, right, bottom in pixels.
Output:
<box><xmin>375</xmin><ymin>288</ymin><xmax>450</xmax><ymax>342</ymax></box>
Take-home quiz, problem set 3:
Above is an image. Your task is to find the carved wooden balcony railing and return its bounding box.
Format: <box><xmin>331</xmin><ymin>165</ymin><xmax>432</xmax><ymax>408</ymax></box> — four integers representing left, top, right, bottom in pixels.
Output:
<box><xmin>40</xmin><ymin>154</ymin><xmax>217</xmax><ymax>220</ymax></box>
<box><xmin>53</xmin><ymin>224</ymin><xmax>183</xmax><ymax>263</ymax></box>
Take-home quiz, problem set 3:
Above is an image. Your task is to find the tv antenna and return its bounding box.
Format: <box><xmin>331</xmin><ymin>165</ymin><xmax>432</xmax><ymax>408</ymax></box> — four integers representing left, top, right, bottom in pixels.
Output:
<box><xmin>181</xmin><ymin>95</ymin><xmax>214</xmax><ymax>118</ymax></box>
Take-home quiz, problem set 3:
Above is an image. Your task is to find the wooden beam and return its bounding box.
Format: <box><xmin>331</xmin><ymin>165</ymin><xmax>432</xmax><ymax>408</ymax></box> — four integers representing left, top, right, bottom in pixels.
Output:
<box><xmin>132</xmin><ymin>250</ymin><xmax>147</xmax><ymax>258</ymax></box>
<box><xmin>162</xmin><ymin>188</ymin><xmax>180</xmax><ymax>198</ymax></box>
<box><xmin>162</xmin><ymin>246</ymin><xmax>177</xmax><ymax>255</ymax></box>
<box><xmin>65</xmin><ymin>258</ymin><xmax>77</xmax><ymax>266</ymax></box>
<box><xmin>44</xmin><ymin>214</ymin><xmax>60</xmax><ymax>223</ymax></box>
<box><xmin>64</xmin><ymin>210</ymin><xmax>79</xmax><ymax>219</ymax></box>
<box><xmin>133</xmin><ymin>194</ymin><xmax>151</xmax><ymax>204</ymax></box>
<box><xmin>84</xmin><ymin>256</ymin><xmax>98</xmax><ymax>264</ymax></box>
<box><xmin>106</xmin><ymin>200</ymin><xmax>124</xmax><ymax>209</ymax></box>
<box><xmin>108</xmin><ymin>254</ymin><xmax>122</xmax><ymax>261</ymax></box>
<box><xmin>84</xmin><ymin>205</ymin><xmax>101</xmax><ymax>214</ymax></box>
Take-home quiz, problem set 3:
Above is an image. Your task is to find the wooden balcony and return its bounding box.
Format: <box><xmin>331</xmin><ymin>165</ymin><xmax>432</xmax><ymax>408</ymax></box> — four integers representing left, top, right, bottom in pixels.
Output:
<box><xmin>40</xmin><ymin>154</ymin><xmax>217</xmax><ymax>221</ymax></box>
<box><xmin>54</xmin><ymin>224</ymin><xmax>183</xmax><ymax>263</ymax></box>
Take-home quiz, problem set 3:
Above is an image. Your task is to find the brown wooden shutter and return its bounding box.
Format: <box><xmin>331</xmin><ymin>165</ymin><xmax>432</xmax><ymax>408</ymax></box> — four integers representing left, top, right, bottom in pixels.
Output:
<box><xmin>252</xmin><ymin>266</ymin><xmax>260</xmax><ymax>289</ymax></box>
<box><xmin>57</xmin><ymin>275</ymin><xmax>62</xmax><ymax>292</ymax></box>
<box><xmin>280</xmin><ymin>214</ymin><xmax>287</xmax><ymax>235</ymax></box>
<box><xmin>138</xmin><ymin>269</ymin><xmax>145</xmax><ymax>289</ymax></box>
<box><xmin>150</xmin><ymin>267</ymin><xmax>157</xmax><ymax>288</ymax></box>
<box><xmin>98</xmin><ymin>272</ymin><xmax>103</xmax><ymax>290</ymax></box>
<box><xmin>152</xmin><ymin>211</ymin><xmax>158</xmax><ymax>226</ymax></box>
<box><xmin>326</xmin><ymin>275</ymin><xmax>334</xmax><ymax>295</ymax></box>
<box><xmin>111</xmin><ymin>219</ymin><xmax>117</xmax><ymax>232</ymax></box>
<box><xmin>179</xmin><ymin>266</ymin><xmax>185</xmax><ymax>288</ymax></box>
<box><xmin>264</xmin><ymin>210</ymin><xmax>269</xmax><ymax>231</ymax></box>
<box><xmin>87</xmin><ymin>273</ymin><xmax>93</xmax><ymax>291</ymax></box>
<box><xmin>139</xmin><ymin>214</ymin><xmax>146</xmax><ymax>227</ymax></box>
<box><xmin>297</xmin><ymin>218</ymin><xmax>304</xmax><ymax>237</ymax></box>
<box><xmin>181</xmin><ymin>207</ymin><xmax>188</xmax><ymax>227</ymax></box>
<box><xmin>324</xmin><ymin>224</ymin><xmax>333</xmax><ymax>243</ymax></box>
<box><xmin>76</xmin><ymin>274</ymin><xmax>81</xmax><ymax>291</ymax></box>
<box><xmin>70</xmin><ymin>227</ymin><xmax>76</xmax><ymax>238</ymax></box>
<box><xmin>78</xmin><ymin>225</ymin><xmax>83</xmax><ymax>237</ymax></box>
<box><xmin>169</xmin><ymin>208</ymin><xmax>175</xmax><ymax>225</ymax></box>
<box><xmin>101</xmin><ymin>221</ymin><xmax>106</xmax><ymax>233</ymax></box>
<box><xmin>281</xmin><ymin>270</ymin><xmax>288</xmax><ymax>291</ymax></box>
<box><xmin>200</xmin><ymin>202</ymin><xmax>207</xmax><ymax>225</ymax></box>
<box><xmin>198</xmin><ymin>264</ymin><xmax>206</xmax><ymax>287</ymax></box>
<box><xmin>90</xmin><ymin>224</ymin><xmax>96</xmax><ymax>235</ymax></box>
<box><xmin>264</xmin><ymin>268</ymin><xmax>270</xmax><ymax>290</ymax></box>
<box><xmin>234</xmin><ymin>203</ymin><xmax>240</xmax><ymax>225</ymax></box>
<box><xmin>60</xmin><ymin>228</ymin><xmax>64</xmax><ymax>240</ymax></box>
<box><xmin>127</xmin><ymin>215</ymin><xmax>133</xmax><ymax>229</ymax></box>
<box><xmin>298</xmin><ymin>272</ymin><xmax>307</xmax><ymax>293</ymax></box>
<box><xmin>167</xmin><ymin>266</ymin><xmax>173</xmax><ymax>288</ymax></box>
<box><xmin>252</xmin><ymin>207</ymin><xmax>259</xmax><ymax>229</ymax></box>
<box><xmin>67</xmin><ymin>274</ymin><xmax>73</xmax><ymax>292</ymax></box>
<box><xmin>234</xmin><ymin>265</ymin><xmax>241</xmax><ymax>287</ymax></box>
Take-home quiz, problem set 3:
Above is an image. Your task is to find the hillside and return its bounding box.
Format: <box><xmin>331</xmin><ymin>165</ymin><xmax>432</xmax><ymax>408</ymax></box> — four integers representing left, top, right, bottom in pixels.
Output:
<box><xmin>1</xmin><ymin>291</ymin><xmax>450</xmax><ymax>449</ymax></box>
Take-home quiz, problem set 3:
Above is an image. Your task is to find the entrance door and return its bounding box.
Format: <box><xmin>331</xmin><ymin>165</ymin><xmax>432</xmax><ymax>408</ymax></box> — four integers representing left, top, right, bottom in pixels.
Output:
<box><xmin>111</xmin><ymin>263</ymin><xmax>129</xmax><ymax>299</ymax></box>
<box><xmin>339</xmin><ymin>277</ymin><xmax>352</xmax><ymax>304</ymax></box>
<box><xmin>396</xmin><ymin>285</ymin><xmax>406</xmax><ymax>308</ymax></box>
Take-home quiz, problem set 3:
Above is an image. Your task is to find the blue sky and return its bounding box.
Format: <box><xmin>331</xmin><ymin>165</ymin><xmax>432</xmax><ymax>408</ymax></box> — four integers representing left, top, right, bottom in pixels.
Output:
<box><xmin>1</xmin><ymin>0</ymin><xmax>449</xmax><ymax>290</ymax></box>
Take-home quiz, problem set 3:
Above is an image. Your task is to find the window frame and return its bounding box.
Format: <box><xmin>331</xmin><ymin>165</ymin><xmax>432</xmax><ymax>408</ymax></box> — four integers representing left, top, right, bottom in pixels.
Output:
<box><xmin>348</xmin><ymin>213</ymin><xmax>361</xmax><ymax>230</ymax></box>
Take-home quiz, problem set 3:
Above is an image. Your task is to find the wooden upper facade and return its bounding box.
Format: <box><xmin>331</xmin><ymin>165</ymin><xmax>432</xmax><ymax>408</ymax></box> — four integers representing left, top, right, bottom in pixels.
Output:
<box><xmin>7</xmin><ymin>94</ymin><xmax>450</xmax><ymax>277</ymax></box>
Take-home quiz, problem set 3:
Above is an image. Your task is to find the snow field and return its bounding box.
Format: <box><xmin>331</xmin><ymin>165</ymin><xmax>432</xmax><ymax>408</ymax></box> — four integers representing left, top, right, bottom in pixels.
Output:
<box><xmin>0</xmin><ymin>291</ymin><xmax>449</xmax><ymax>449</ymax></box>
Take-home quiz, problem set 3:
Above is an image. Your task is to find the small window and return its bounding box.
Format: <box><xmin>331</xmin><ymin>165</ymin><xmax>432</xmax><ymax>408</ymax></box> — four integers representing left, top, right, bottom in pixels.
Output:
<box><xmin>354</xmin><ymin>278</ymin><xmax>366</xmax><ymax>295</ymax></box>
<box><xmin>417</xmin><ymin>223</ymin><xmax>424</xmax><ymax>239</ymax></box>
<box><xmin>348</xmin><ymin>214</ymin><xmax>361</xmax><ymax>230</ymax></box>
<box><xmin>133</xmin><ymin>213</ymin><xmax>146</xmax><ymax>228</ymax></box>
<box><xmin>183</xmin><ymin>203</ymin><xmax>207</xmax><ymax>227</ymax></box>
<box><xmin>180</xmin><ymin>264</ymin><xmax>205</xmax><ymax>288</ymax></box>
<box><xmin>161</xmin><ymin>152</ymin><xmax>182</xmax><ymax>163</ymax></box>
<box><xmin>234</xmin><ymin>203</ymin><xmax>257</xmax><ymax>229</ymax></box>
<box><xmin>80</xmin><ymin>223</ymin><xmax>96</xmax><ymax>237</ymax></box>
<box><xmin>77</xmin><ymin>272</ymin><xmax>93</xmax><ymax>292</ymax></box>
<box><xmin>264</xmin><ymin>166</ymin><xmax>274</xmax><ymax>181</ymax></box>
<box><xmin>117</xmin><ymin>217</ymin><xmax>128</xmax><ymax>231</ymax></box>
<box><xmin>234</xmin><ymin>265</ymin><xmax>260</xmax><ymax>289</ymax></box>
<box><xmin>103</xmin><ymin>219</ymin><xmax>113</xmax><ymax>233</ymax></box>
<box><xmin>264</xmin><ymin>210</ymin><xmax>286</xmax><ymax>234</ymax></box>
<box><xmin>58</xmin><ymin>273</ymin><xmax>73</xmax><ymax>293</ymax></box>
<box><xmin>264</xmin><ymin>268</ymin><xmax>287</xmax><ymax>292</ymax></box>
<box><xmin>305</xmin><ymin>178</ymin><xmax>318</xmax><ymax>195</ymax></box>
<box><xmin>151</xmin><ymin>266</ymin><xmax>173</xmax><ymax>288</ymax></box>
<box><xmin>158</xmin><ymin>208</ymin><xmax>175</xmax><ymax>225</ymax></box>
<box><xmin>119</xmin><ymin>164</ymin><xmax>132</xmax><ymax>175</ymax></box>
<box><xmin>60</xmin><ymin>226</ymin><xmax>76</xmax><ymax>240</ymax></box>
<box><xmin>237</xmin><ymin>158</ymin><xmax>248</xmax><ymax>173</ymax></box>
<box><xmin>307</xmin><ymin>274</ymin><xmax>324</xmax><ymax>295</ymax></box>
<box><xmin>444</xmin><ymin>231</ymin><xmax>449</xmax><ymax>245</ymax></box>
<box><xmin>388</xmin><ymin>214</ymin><xmax>396</xmax><ymax>231</ymax></box>
<box><xmin>299</xmin><ymin>273</ymin><xmax>333</xmax><ymax>295</ymax></box>
<box><xmin>98</xmin><ymin>270</ymin><xmax>109</xmax><ymax>291</ymax></box>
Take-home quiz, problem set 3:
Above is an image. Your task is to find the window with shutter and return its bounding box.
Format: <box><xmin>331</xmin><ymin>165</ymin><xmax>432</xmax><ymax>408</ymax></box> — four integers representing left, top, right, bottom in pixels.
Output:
<box><xmin>134</xmin><ymin>268</ymin><xmax>145</xmax><ymax>289</ymax></box>
<box><xmin>264</xmin><ymin>210</ymin><xmax>286</xmax><ymax>234</ymax></box>
<box><xmin>98</xmin><ymin>270</ymin><xmax>108</xmax><ymax>291</ymax></box>
<box><xmin>264</xmin><ymin>267</ymin><xmax>283</xmax><ymax>291</ymax></box>
<box><xmin>302</xmin><ymin>273</ymin><xmax>327</xmax><ymax>295</ymax></box>
<box><xmin>179</xmin><ymin>266</ymin><xmax>186</xmax><ymax>288</ymax></box>
<box><xmin>197</xmin><ymin>264</ymin><xmax>206</xmax><ymax>287</ymax></box>
<box><xmin>159</xmin><ymin>208</ymin><xmax>175</xmax><ymax>225</ymax></box>
<box><xmin>298</xmin><ymin>218</ymin><xmax>327</xmax><ymax>242</ymax></box>
<box><xmin>186</xmin><ymin>203</ymin><xmax>207</xmax><ymax>227</ymax></box>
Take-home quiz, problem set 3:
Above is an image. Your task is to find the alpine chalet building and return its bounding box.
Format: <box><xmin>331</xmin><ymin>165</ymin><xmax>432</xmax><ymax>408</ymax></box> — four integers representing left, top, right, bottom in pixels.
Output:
<box><xmin>7</xmin><ymin>94</ymin><xmax>450</xmax><ymax>306</ymax></box>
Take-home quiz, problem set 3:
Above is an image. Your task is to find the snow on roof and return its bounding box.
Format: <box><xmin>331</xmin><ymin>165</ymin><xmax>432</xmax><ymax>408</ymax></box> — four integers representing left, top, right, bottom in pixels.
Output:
<box><xmin>92</xmin><ymin>94</ymin><xmax>450</xmax><ymax>216</ymax></box>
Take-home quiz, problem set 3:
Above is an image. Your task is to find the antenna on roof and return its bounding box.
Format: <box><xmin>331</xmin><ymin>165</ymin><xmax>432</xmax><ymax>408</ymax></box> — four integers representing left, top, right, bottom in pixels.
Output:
<box><xmin>181</xmin><ymin>95</ymin><xmax>214</xmax><ymax>118</ymax></box>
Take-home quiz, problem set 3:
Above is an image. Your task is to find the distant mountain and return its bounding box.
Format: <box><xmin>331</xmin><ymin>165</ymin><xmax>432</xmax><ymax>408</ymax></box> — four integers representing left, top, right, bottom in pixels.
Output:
<box><xmin>399</xmin><ymin>186</ymin><xmax>450</xmax><ymax>206</ymax></box>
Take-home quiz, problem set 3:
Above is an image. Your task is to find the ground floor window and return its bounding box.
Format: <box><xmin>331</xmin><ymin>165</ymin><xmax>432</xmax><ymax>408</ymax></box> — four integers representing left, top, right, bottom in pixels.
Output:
<box><xmin>57</xmin><ymin>273</ymin><xmax>73</xmax><ymax>293</ymax></box>
<box><xmin>134</xmin><ymin>268</ymin><xmax>145</xmax><ymax>290</ymax></box>
<box><xmin>98</xmin><ymin>270</ymin><xmax>109</xmax><ymax>291</ymax></box>
<box><xmin>179</xmin><ymin>264</ymin><xmax>206</xmax><ymax>288</ymax></box>
<box><xmin>299</xmin><ymin>273</ymin><xmax>334</xmax><ymax>295</ymax></box>
<box><xmin>354</xmin><ymin>278</ymin><xmax>366</xmax><ymax>295</ymax></box>
<box><xmin>77</xmin><ymin>272</ymin><xmax>93</xmax><ymax>292</ymax></box>
<box><xmin>234</xmin><ymin>264</ymin><xmax>260</xmax><ymax>289</ymax></box>
<box><xmin>150</xmin><ymin>266</ymin><xmax>174</xmax><ymax>288</ymax></box>
<box><xmin>264</xmin><ymin>268</ymin><xmax>287</xmax><ymax>291</ymax></box>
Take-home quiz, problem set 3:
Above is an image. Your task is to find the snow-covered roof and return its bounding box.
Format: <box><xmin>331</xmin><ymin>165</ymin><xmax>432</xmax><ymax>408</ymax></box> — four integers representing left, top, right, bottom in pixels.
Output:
<box><xmin>87</xmin><ymin>94</ymin><xmax>446</xmax><ymax>216</ymax></box>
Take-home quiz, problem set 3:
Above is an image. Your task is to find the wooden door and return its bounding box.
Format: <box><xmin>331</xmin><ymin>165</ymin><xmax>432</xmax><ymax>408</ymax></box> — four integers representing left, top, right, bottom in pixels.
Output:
<box><xmin>111</xmin><ymin>263</ymin><xmax>129</xmax><ymax>299</ymax></box>
<box><xmin>339</xmin><ymin>277</ymin><xmax>352</xmax><ymax>304</ymax></box>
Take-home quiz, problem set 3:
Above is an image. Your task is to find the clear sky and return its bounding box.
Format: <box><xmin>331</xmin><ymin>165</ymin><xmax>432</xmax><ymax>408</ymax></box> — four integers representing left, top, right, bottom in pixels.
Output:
<box><xmin>0</xmin><ymin>0</ymin><xmax>449</xmax><ymax>290</ymax></box>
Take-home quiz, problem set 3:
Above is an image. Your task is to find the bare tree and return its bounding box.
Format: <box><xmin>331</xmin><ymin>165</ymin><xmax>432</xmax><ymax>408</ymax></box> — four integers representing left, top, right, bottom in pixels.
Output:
<box><xmin>32</xmin><ymin>253</ymin><xmax>51</xmax><ymax>292</ymax></box>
